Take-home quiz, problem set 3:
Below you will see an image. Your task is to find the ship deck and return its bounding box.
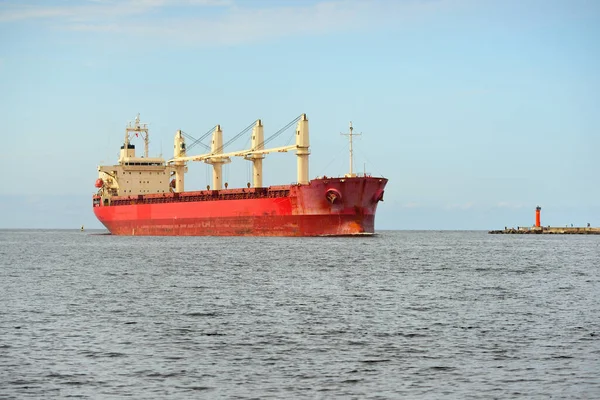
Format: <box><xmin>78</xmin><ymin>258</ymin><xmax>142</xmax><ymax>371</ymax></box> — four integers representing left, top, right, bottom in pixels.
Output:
<box><xmin>97</xmin><ymin>185</ymin><xmax>293</xmax><ymax>207</ymax></box>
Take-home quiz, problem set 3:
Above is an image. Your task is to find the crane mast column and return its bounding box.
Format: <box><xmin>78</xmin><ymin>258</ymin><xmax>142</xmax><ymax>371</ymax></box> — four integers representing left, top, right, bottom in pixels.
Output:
<box><xmin>296</xmin><ymin>114</ymin><xmax>310</xmax><ymax>185</ymax></box>
<box><xmin>173</xmin><ymin>130</ymin><xmax>187</xmax><ymax>192</ymax></box>
<box><xmin>245</xmin><ymin>120</ymin><xmax>265</xmax><ymax>188</ymax></box>
<box><xmin>205</xmin><ymin>125</ymin><xmax>231</xmax><ymax>190</ymax></box>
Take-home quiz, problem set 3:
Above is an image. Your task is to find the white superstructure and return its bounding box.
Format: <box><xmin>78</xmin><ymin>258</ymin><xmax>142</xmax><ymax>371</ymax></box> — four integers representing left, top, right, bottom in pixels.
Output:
<box><xmin>97</xmin><ymin>114</ymin><xmax>175</xmax><ymax>198</ymax></box>
<box><xmin>96</xmin><ymin>113</ymin><xmax>312</xmax><ymax>198</ymax></box>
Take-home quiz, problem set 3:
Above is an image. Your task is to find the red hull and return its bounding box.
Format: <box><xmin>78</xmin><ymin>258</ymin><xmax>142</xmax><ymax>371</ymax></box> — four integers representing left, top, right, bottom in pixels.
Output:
<box><xmin>93</xmin><ymin>176</ymin><xmax>387</xmax><ymax>236</ymax></box>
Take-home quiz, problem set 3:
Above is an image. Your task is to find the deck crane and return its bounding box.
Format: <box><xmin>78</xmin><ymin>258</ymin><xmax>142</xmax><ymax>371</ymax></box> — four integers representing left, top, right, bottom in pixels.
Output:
<box><xmin>168</xmin><ymin>114</ymin><xmax>310</xmax><ymax>190</ymax></box>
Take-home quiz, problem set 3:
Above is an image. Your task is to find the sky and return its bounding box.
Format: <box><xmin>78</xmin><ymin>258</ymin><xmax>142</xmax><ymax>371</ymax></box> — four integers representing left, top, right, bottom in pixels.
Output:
<box><xmin>0</xmin><ymin>0</ymin><xmax>599</xmax><ymax>230</ymax></box>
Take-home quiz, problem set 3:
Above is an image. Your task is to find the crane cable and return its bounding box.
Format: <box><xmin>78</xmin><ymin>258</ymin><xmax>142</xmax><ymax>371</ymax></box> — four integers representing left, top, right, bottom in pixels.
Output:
<box><xmin>181</xmin><ymin>131</ymin><xmax>210</xmax><ymax>151</ymax></box>
<box><xmin>181</xmin><ymin>125</ymin><xmax>217</xmax><ymax>152</ymax></box>
<box><xmin>216</xmin><ymin>119</ymin><xmax>258</xmax><ymax>154</ymax></box>
<box><xmin>183</xmin><ymin>114</ymin><xmax>302</xmax><ymax>157</ymax></box>
<box><xmin>259</xmin><ymin>114</ymin><xmax>302</xmax><ymax>149</ymax></box>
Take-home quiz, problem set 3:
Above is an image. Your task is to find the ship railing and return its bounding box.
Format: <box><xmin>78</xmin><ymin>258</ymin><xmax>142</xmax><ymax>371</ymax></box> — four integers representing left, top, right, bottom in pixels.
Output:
<box><xmin>108</xmin><ymin>188</ymin><xmax>291</xmax><ymax>206</ymax></box>
<box><xmin>315</xmin><ymin>172</ymin><xmax>373</xmax><ymax>180</ymax></box>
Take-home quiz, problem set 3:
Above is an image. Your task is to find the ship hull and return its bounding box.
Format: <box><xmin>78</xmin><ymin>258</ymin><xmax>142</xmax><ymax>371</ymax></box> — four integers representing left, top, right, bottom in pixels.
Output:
<box><xmin>93</xmin><ymin>177</ymin><xmax>387</xmax><ymax>236</ymax></box>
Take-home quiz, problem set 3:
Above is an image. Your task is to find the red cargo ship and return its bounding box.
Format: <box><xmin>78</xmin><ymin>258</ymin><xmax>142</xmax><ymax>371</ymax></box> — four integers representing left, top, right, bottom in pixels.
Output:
<box><xmin>92</xmin><ymin>114</ymin><xmax>387</xmax><ymax>236</ymax></box>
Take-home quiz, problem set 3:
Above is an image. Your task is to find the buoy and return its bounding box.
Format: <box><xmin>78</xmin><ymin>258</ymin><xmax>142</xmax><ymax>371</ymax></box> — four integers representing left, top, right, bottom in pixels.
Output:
<box><xmin>80</xmin><ymin>225</ymin><xmax>84</xmax><ymax>231</ymax></box>
<box><xmin>95</xmin><ymin>179</ymin><xmax>104</xmax><ymax>188</ymax></box>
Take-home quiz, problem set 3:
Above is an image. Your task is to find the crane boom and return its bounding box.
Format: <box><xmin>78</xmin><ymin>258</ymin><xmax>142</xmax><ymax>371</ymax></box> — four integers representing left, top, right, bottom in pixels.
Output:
<box><xmin>167</xmin><ymin>144</ymin><xmax>297</xmax><ymax>164</ymax></box>
<box><xmin>167</xmin><ymin>113</ymin><xmax>310</xmax><ymax>188</ymax></box>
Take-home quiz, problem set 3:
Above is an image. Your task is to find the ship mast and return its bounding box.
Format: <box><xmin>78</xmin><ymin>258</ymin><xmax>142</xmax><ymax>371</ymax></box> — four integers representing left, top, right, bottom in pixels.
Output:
<box><xmin>125</xmin><ymin>113</ymin><xmax>150</xmax><ymax>158</ymax></box>
<box><xmin>341</xmin><ymin>121</ymin><xmax>360</xmax><ymax>177</ymax></box>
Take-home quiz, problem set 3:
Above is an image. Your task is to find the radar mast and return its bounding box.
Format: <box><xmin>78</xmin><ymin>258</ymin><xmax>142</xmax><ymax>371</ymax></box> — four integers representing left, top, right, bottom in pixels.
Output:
<box><xmin>125</xmin><ymin>113</ymin><xmax>150</xmax><ymax>157</ymax></box>
<box><xmin>341</xmin><ymin>121</ymin><xmax>361</xmax><ymax>177</ymax></box>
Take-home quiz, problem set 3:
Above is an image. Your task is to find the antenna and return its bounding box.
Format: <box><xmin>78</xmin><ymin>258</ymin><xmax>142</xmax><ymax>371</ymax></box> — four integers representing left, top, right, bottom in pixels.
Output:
<box><xmin>341</xmin><ymin>121</ymin><xmax>361</xmax><ymax>177</ymax></box>
<box><xmin>124</xmin><ymin>113</ymin><xmax>150</xmax><ymax>157</ymax></box>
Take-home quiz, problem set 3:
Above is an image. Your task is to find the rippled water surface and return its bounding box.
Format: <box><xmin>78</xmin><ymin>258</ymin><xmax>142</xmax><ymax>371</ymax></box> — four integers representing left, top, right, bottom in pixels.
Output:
<box><xmin>1</xmin><ymin>230</ymin><xmax>599</xmax><ymax>398</ymax></box>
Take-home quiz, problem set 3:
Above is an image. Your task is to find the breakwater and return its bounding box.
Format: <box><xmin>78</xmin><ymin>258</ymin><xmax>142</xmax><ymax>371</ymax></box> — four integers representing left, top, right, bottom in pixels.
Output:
<box><xmin>489</xmin><ymin>226</ymin><xmax>600</xmax><ymax>234</ymax></box>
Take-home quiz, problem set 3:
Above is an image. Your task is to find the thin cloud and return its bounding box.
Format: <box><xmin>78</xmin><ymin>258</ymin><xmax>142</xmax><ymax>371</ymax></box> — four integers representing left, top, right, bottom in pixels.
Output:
<box><xmin>494</xmin><ymin>201</ymin><xmax>525</xmax><ymax>209</ymax></box>
<box><xmin>0</xmin><ymin>0</ymin><xmax>231</xmax><ymax>22</ymax></box>
<box><xmin>0</xmin><ymin>0</ymin><xmax>459</xmax><ymax>45</ymax></box>
<box><xmin>445</xmin><ymin>202</ymin><xmax>476</xmax><ymax>210</ymax></box>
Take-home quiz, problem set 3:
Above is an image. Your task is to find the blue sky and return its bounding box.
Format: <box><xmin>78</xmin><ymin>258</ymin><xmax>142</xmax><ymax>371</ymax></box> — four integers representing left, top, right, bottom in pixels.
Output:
<box><xmin>0</xmin><ymin>0</ymin><xmax>598</xmax><ymax>230</ymax></box>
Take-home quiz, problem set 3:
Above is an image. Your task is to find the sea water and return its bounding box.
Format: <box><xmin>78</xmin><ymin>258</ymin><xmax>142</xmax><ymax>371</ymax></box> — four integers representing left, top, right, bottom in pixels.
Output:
<box><xmin>1</xmin><ymin>230</ymin><xmax>599</xmax><ymax>398</ymax></box>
